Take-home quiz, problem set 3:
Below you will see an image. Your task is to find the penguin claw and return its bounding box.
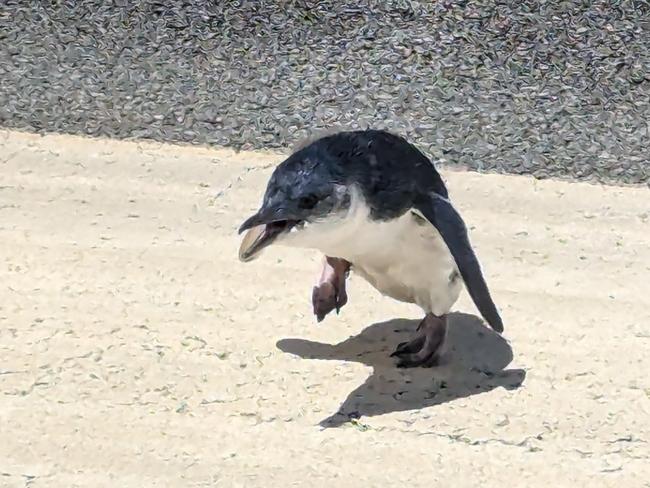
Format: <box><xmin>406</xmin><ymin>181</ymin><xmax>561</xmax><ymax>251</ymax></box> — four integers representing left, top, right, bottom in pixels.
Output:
<box><xmin>311</xmin><ymin>283</ymin><xmax>338</xmax><ymax>322</ymax></box>
<box><xmin>312</xmin><ymin>257</ymin><xmax>350</xmax><ymax>323</ymax></box>
<box><xmin>391</xmin><ymin>314</ymin><xmax>448</xmax><ymax>368</ymax></box>
<box><xmin>390</xmin><ymin>339</ymin><xmax>421</xmax><ymax>357</ymax></box>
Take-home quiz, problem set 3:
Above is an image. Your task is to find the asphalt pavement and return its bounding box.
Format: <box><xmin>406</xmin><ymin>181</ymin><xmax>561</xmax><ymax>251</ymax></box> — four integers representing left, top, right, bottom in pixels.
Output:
<box><xmin>1</xmin><ymin>1</ymin><xmax>648</xmax><ymax>184</ymax></box>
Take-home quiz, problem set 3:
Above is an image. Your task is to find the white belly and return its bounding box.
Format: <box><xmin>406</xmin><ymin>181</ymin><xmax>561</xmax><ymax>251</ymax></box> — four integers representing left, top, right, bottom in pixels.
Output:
<box><xmin>281</xmin><ymin>190</ymin><xmax>463</xmax><ymax>316</ymax></box>
<box><xmin>343</xmin><ymin>211</ymin><xmax>461</xmax><ymax>315</ymax></box>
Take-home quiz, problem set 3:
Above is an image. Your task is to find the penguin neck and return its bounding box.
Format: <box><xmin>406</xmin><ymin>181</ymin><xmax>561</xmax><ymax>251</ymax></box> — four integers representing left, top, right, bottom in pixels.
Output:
<box><xmin>280</xmin><ymin>187</ymin><xmax>377</xmax><ymax>260</ymax></box>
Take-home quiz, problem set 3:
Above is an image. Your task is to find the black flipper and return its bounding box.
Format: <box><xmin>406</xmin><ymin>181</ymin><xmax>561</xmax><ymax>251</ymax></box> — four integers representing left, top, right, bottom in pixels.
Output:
<box><xmin>414</xmin><ymin>193</ymin><xmax>504</xmax><ymax>333</ymax></box>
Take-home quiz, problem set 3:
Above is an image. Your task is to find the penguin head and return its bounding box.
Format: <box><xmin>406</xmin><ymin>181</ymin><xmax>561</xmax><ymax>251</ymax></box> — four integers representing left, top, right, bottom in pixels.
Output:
<box><xmin>238</xmin><ymin>152</ymin><xmax>349</xmax><ymax>262</ymax></box>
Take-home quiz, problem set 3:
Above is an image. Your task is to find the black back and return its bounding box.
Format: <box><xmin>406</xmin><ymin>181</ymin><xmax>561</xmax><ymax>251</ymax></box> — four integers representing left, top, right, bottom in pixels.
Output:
<box><xmin>291</xmin><ymin>129</ymin><xmax>449</xmax><ymax>220</ymax></box>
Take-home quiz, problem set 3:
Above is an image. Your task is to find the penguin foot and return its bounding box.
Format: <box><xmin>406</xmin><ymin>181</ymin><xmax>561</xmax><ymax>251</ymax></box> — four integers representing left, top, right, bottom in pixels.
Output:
<box><xmin>391</xmin><ymin>313</ymin><xmax>448</xmax><ymax>368</ymax></box>
<box><xmin>312</xmin><ymin>256</ymin><xmax>350</xmax><ymax>322</ymax></box>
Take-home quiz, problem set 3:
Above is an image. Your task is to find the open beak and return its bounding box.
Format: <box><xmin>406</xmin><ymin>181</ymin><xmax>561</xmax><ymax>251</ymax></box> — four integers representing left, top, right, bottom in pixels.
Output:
<box><xmin>238</xmin><ymin>210</ymin><xmax>301</xmax><ymax>262</ymax></box>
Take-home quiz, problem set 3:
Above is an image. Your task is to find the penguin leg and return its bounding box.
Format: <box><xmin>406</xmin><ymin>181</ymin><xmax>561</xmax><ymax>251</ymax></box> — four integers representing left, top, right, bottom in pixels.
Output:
<box><xmin>312</xmin><ymin>256</ymin><xmax>351</xmax><ymax>322</ymax></box>
<box><xmin>391</xmin><ymin>313</ymin><xmax>448</xmax><ymax>368</ymax></box>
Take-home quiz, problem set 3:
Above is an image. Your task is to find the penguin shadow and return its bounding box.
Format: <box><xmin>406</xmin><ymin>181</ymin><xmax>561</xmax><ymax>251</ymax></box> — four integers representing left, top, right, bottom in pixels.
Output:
<box><xmin>277</xmin><ymin>312</ymin><xmax>526</xmax><ymax>428</ymax></box>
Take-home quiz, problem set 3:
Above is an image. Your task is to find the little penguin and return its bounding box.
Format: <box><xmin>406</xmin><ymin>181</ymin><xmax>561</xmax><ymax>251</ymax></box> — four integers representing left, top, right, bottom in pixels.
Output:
<box><xmin>238</xmin><ymin>129</ymin><xmax>503</xmax><ymax>368</ymax></box>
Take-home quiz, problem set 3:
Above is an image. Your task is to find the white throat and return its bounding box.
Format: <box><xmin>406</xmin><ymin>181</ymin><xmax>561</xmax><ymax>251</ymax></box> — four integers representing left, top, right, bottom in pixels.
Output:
<box><xmin>279</xmin><ymin>186</ymin><xmax>378</xmax><ymax>259</ymax></box>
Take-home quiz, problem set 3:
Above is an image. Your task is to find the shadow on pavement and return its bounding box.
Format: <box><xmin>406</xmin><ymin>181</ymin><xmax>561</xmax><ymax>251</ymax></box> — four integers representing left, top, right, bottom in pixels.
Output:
<box><xmin>277</xmin><ymin>312</ymin><xmax>526</xmax><ymax>427</ymax></box>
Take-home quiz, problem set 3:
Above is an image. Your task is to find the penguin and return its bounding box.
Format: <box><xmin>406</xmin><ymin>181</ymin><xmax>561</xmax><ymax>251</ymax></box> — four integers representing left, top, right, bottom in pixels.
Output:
<box><xmin>238</xmin><ymin>129</ymin><xmax>503</xmax><ymax>368</ymax></box>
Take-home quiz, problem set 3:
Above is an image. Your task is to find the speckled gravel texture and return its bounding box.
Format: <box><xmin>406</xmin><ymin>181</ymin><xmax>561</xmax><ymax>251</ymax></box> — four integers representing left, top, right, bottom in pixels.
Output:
<box><xmin>1</xmin><ymin>0</ymin><xmax>649</xmax><ymax>185</ymax></box>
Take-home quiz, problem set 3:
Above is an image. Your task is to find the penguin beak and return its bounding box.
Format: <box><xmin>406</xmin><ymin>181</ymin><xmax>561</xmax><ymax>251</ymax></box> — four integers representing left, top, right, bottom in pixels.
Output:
<box><xmin>237</xmin><ymin>208</ymin><xmax>302</xmax><ymax>262</ymax></box>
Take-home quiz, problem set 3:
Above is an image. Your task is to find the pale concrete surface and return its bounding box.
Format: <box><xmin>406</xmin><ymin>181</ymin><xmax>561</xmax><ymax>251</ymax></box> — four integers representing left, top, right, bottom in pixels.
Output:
<box><xmin>0</xmin><ymin>130</ymin><xmax>649</xmax><ymax>487</ymax></box>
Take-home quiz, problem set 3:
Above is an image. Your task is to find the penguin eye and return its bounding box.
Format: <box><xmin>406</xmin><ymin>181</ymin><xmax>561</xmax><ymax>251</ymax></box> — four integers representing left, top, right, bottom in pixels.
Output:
<box><xmin>298</xmin><ymin>194</ymin><xmax>319</xmax><ymax>210</ymax></box>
